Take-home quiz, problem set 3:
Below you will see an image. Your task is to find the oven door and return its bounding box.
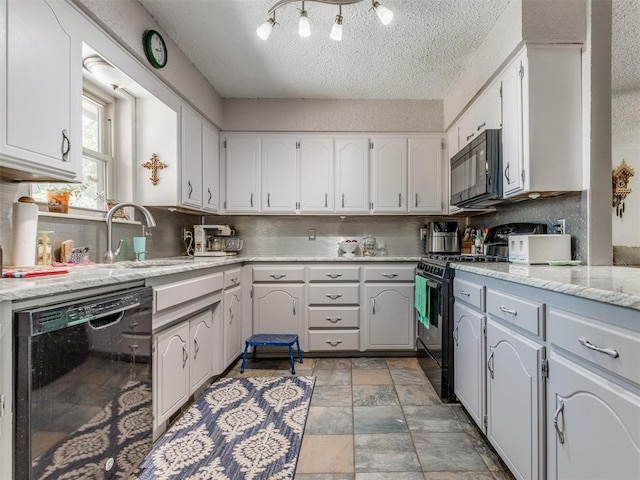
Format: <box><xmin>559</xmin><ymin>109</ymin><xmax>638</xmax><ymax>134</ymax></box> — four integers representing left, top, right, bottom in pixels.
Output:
<box><xmin>416</xmin><ymin>276</ymin><xmax>443</xmax><ymax>362</ymax></box>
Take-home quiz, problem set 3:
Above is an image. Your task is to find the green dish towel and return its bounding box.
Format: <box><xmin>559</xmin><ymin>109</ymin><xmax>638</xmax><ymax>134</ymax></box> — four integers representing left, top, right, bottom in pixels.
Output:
<box><xmin>414</xmin><ymin>275</ymin><xmax>430</xmax><ymax>328</ymax></box>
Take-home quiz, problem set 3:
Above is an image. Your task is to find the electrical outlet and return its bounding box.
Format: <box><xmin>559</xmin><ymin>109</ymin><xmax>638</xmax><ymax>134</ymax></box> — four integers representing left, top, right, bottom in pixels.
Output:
<box><xmin>554</xmin><ymin>219</ymin><xmax>566</xmax><ymax>235</ymax></box>
<box><xmin>308</xmin><ymin>228</ymin><xmax>316</xmax><ymax>241</ymax></box>
<box><xmin>183</xmin><ymin>228</ymin><xmax>190</xmax><ymax>241</ymax></box>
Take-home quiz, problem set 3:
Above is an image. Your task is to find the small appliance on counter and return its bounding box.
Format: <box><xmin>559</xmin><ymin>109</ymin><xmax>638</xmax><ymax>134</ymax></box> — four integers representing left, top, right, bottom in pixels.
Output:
<box><xmin>423</xmin><ymin>222</ymin><xmax>460</xmax><ymax>254</ymax></box>
<box><xmin>193</xmin><ymin>225</ymin><xmax>242</xmax><ymax>257</ymax></box>
<box><xmin>483</xmin><ymin>222</ymin><xmax>547</xmax><ymax>258</ymax></box>
<box><xmin>508</xmin><ymin>234</ymin><xmax>571</xmax><ymax>264</ymax></box>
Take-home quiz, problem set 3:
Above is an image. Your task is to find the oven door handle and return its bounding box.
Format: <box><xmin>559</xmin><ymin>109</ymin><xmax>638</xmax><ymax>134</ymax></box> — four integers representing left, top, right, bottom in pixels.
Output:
<box><xmin>426</xmin><ymin>279</ymin><xmax>441</xmax><ymax>290</ymax></box>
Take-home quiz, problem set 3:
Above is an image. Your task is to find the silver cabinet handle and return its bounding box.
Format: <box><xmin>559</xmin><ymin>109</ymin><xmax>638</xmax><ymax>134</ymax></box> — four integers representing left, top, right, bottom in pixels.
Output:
<box><xmin>267</xmin><ymin>192</ymin><xmax>271</xmax><ymax>207</ymax></box>
<box><xmin>207</xmin><ymin>188</ymin><xmax>212</xmax><ymax>203</ymax></box>
<box><xmin>371</xmin><ymin>298</ymin><xmax>376</xmax><ymax>314</ymax></box>
<box><xmin>326</xmin><ymin>273</ymin><xmax>342</xmax><ymax>279</ymax></box>
<box><xmin>466</xmin><ymin>132</ymin><xmax>475</xmax><ymax>141</ymax></box>
<box><xmin>505</xmin><ymin>162</ymin><xmax>511</xmax><ymax>183</ymax></box>
<box><xmin>398</xmin><ymin>193</ymin><xmax>402</xmax><ymax>207</ymax></box>
<box><xmin>270</xmin><ymin>274</ymin><xmax>287</xmax><ymax>279</ymax></box>
<box><xmin>325</xmin><ymin>193</ymin><xmax>328</xmax><ymax>208</ymax></box>
<box><xmin>193</xmin><ymin>337</ymin><xmax>200</xmax><ymax>359</ymax></box>
<box><xmin>341</xmin><ymin>193</ymin><xmax>345</xmax><ymax>208</ymax></box>
<box><xmin>477</xmin><ymin>122</ymin><xmax>486</xmax><ymax>131</ymax></box>
<box><xmin>250</xmin><ymin>192</ymin><xmax>254</xmax><ymax>207</ymax></box>
<box><xmin>453</xmin><ymin>325</ymin><xmax>459</xmax><ymax>346</ymax></box>
<box><xmin>325</xmin><ymin>317</ymin><xmax>342</xmax><ymax>323</ymax></box>
<box><xmin>293</xmin><ymin>299</ymin><xmax>297</xmax><ymax>316</ymax></box>
<box><xmin>487</xmin><ymin>350</ymin><xmax>495</xmax><ymax>378</ymax></box>
<box><xmin>578</xmin><ymin>336</ymin><xmax>620</xmax><ymax>358</ymax></box>
<box><xmin>553</xmin><ymin>399</ymin><xmax>565</xmax><ymax>444</ymax></box>
<box><xmin>229</xmin><ymin>305</ymin><xmax>234</xmax><ymax>322</ymax></box>
<box><xmin>499</xmin><ymin>306</ymin><xmax>517</xmax><ymax>316</ymax></box>
<box><xmin>182</xmin><ymin>345</ymin><xmax>188</xmax><ymax>368</ymax></box>
<box><xmin>61</xmin><ymin>129</ymin><xmax>71</xmax><ymax>162</ymax></box>
<box><xmin>231</xmin><ymin>277</ymin><xmax>239</xmax><ymax>284</ymax></box>
<box><xmin>382</xmin><ymin>273</ymin><xmax>398</xmax><ymax>279</ymax></box>
<box><xmin>129</xmin><ymin>322</ymin><xmax>139</xmax><ymax>329</ymax></box>
<box><xmin>459</xmin><ymin>290</ymin><xmax>471</xmax><ymax>297</ymax></box>
<box><xmin>326</xmin><ymin>339</ymin><xmax>343</xmax><ymax>347</ymax></box>
<box><xmin>187</xmin><ymin>180</ymin><xmax>193</xmax><ymax>198</ymax></box>
<box><xmin>415</xmin><ymin>193</ymin><xmax>418</xmax><ymax>208</ymax></box>
<box><xmin>326</xmin><ymin>293</ymin><xmax>342</xmax><ymax>300</ymax></box>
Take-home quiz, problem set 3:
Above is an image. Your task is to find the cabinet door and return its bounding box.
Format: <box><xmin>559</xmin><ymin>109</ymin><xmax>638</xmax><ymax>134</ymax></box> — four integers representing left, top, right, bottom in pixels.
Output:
<box><xmin>453</xmin><ymin>303</ymin><xmax>486</xmax><ymax>432</ymax></box>
<box><xmin>371</xmin><ymin>137</ymin><xmax>407</xmax><ymax>212</ymax></box>
<box><xmin>486</xmin><ymin>319</ymin><xmax>544</xmax><ymax>480</ymax></box>
<box><xmin>202</xmin><ymin>122</ymin><xmax>219</xmax><ymax>213</ymax></box>
<box><xmin>547</xmin><ymin>353</ymin><xmax>640</xmax><ymax>480</ymax></box>
<box><xmin>458</xmin><ymin>109</ymin><xmax>478</xmax><ymax>150</ymax></box>
<box><xmin>181</xmin><ymin>107</ymin><xmax>203</xmax><ymax>208</ymax></box>
<box><xmin>189</xmin><ymin>309</ymin><xmax>213</xmax><ymax>393</ymax></box>
<box><xmin>474</xmin><ymin>80</ymin><xmax>502</xmax><ymax>136</ymax></box>
<box><xmin>501</xmin><ymin>53</ymin><xmax>525</xmax><ymax>196</ymax></box>
<box><xmin>155</xmin><ymin>322</ymin><xmax>190</xmax><ymax>426</ymax></box>
<box><xmin>408</xmin><ymin>136</ymin><xmax>444</xmax><ymax>213</ymax></box>
<box><xmin>225</xmin><ymin>135</ymin><xmax>260</xmax><ymax>212</ymax></box>
<box><xmin>335</xmin><ymin>137</ymin><xmax>370</xmax><ymax>213</ymax></box>
<box><xmin>224</xmin><ymin>286</ymin><xmax>243</xmax><ymax>368</ymax></box>
<box><xmin>253</xmin><ymin>285</ymin><xmax>303</xmax><ymax>337</ymax></box>
<box><xmin>447</xmin><ymin>125</ymin><xmax>459</xmax><ymax>160</ymax></box>
<box><xmin>365</xmin><ymin>284</ymin><xmax>414</xmax><ymax>350</ymax></box>
<box><xmin>262</xmin><ymin>135</ymin><xmax>297</xmax><ymax>213</ymax></box>
<box><xmin>299</xmin><ymin>136</ymin><xmax>333</xmax><ymax>212</ymax></box>
<box><xmin>1</xmin><ymin>0</ymin><xmax>81</xmax><ymax>180</ymax></box>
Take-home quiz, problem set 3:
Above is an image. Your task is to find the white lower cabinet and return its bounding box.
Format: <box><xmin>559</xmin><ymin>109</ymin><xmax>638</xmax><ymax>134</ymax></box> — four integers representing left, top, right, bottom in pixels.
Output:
<box><xmin>253</xmin><ymin>284</ymin><xmax>304</xmax><ymax>339</ymax></box>
<box><xmin>486</xmin><ymin>319</ymin><xmax>544</xmax><ymax>480</ymax></box>
<box><xmin>365</xmin><ymin>284</ymin><xmax>414</xmax><ymax>350</ymax></box>
<box><xmin>189</xmin><ymin>310</ymin><xmax>215</xmax><ymax>392</ymax></box>
<box><xmin>224</xmin><ymin>285</ymin><xmax>243</xmax><ymax>368</ymax></box>
<box><xmin>453</xmin><ymin>302</ymin><xmax>485</xmax><ymax>431</ymax></box>
<box><xmin>547</xmin><ymin>352</ymin><xmax>640</xmax><ymax>480</ymax></box>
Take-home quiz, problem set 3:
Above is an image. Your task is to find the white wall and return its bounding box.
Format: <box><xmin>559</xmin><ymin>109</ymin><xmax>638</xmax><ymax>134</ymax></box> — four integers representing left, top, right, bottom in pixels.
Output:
<box><xmin>612</xmin><ymin>148</ymin><xmax>640</xmax><ymax>246</ymax></box>
<box><xmin>73</xmin><ymin>0</ymin><xmax>224</xmax><ymax>129</ymax></box>
<box><xmin>223</xmin><ymin>99</ymin><xmax>443</xmax><ymax>132</ymax></box>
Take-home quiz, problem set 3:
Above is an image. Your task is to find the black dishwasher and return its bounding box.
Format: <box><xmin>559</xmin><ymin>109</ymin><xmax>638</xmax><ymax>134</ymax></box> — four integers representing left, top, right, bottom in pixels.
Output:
<box><xmin>14</xmin><ymin>286</ymin><xmax>153</xmax><ymax>480</ymax></box>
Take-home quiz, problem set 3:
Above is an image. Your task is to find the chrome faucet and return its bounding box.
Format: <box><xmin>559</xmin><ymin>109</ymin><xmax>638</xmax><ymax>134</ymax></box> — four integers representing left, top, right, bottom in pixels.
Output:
<box><xmin>104</xmin><ymin>203</ymin><xmax>157</xmax><ymax>264</ymax></box>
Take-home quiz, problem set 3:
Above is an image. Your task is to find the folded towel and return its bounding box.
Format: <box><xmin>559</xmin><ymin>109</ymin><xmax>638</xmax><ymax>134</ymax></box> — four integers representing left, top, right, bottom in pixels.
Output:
<box><xmin>414</xmin><ymin>275</ymin><xmax>430</xmax><ymax>328</ymax></box>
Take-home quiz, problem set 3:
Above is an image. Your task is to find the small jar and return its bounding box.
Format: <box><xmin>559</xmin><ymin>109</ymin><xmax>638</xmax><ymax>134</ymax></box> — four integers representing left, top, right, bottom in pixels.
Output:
<box><xmin>362</xmin><ymin>235</ymin><xmax>376</xmax><ymax>256</ymax></box>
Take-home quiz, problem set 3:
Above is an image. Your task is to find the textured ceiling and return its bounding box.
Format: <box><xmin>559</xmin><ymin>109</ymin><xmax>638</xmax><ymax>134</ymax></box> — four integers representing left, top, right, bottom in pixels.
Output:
<box><xmin>138</xmin><ymin>0</ymin><xmax>511</xmax><ymax>100</ymax></box>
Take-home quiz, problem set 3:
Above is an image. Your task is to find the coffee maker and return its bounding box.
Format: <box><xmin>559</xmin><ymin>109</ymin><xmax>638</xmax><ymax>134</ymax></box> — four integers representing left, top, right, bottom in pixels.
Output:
<box><xmin>423</xmin><ymin>222</ymin><xmax>460</xmax><ymax>254</ymax></box>
<box><xmin>193</xmin><ymin>225</ymin><xmax>242</xmax><ymax>257</ymax></box>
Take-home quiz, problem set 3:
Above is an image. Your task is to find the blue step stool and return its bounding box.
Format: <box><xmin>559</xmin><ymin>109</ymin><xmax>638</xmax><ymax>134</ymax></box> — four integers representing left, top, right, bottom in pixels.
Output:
<box><xmin>240</xmin><ymin>333</ymin><xmax>303</xmax><ymax>374</ymax></box>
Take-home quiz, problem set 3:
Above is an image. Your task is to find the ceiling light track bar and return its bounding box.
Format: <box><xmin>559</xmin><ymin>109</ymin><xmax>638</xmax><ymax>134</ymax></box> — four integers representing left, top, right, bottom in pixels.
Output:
<box><xmin>267</xmin><ymin>0</ymin><xmax>364</xmax><ymax>16</ymax></box>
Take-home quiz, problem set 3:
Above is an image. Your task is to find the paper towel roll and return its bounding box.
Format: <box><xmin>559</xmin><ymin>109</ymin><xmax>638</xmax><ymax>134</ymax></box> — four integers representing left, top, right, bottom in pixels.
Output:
<box><xmin>12</xmin><ymin>201</ymin><xmax>38</xmax><ymax>266</ymax></box>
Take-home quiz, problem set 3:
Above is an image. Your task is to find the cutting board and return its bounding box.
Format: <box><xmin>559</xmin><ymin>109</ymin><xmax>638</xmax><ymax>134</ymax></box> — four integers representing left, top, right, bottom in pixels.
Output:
<box><xmin>2</xmin><ymin>267</ymin><xmax>69</xmax><ymax>278</ymax></box>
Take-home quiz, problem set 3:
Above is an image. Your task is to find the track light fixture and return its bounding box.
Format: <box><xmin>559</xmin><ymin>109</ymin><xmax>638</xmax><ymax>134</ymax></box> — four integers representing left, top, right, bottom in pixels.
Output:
<box><xmin>256</xmin><ymin>0</ymin><xmax>393</xmax><ymax>41</ymax></box>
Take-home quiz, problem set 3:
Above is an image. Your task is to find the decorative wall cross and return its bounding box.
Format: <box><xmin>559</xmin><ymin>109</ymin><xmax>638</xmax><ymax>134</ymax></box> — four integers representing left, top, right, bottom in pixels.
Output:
<box><xmin>141</xmin><ymin>153</ymin><xmax>167</xmax><ymax>186</ymax></box>
<box><xmin>612</xmin><ymin>159</ymin><xmax>634</xmax><ymax>218</ymax></box>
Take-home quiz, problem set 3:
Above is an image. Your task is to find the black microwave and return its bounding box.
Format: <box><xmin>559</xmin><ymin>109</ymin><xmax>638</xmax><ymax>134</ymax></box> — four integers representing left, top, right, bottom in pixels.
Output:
<box><xmin>450</xmin><ymin>129</ymin><xmax>503</xmax><ymax>208</ymax></box>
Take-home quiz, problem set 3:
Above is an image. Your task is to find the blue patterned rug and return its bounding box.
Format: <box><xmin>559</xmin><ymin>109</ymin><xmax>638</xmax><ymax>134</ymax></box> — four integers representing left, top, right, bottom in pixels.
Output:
<box><xmin>136</xmin><ymin>376</ymin><xmax>315</xmax><ymax>480</ymax></box>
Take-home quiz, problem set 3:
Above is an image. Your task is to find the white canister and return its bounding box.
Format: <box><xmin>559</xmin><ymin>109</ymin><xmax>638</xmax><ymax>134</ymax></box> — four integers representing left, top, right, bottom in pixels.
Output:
<box><xmin>12</xmin><ymin>199</ymin><xmax>39</xmax><ymax>266</ymax></box>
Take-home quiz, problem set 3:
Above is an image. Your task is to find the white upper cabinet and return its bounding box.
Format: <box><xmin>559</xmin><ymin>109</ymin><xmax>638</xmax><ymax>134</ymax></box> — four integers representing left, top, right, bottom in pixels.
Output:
<box><xmin>459</xmin><ymin>80</ymin><xmax>502</xmax><ymax>149</ymax></box>
<box><xmin>500</xmin><ymin>46</ymin><xmax>582</xmax><ymax>198</ymax></box>
<box><xmin>181</xmin><ymin>106</ymin><xmax>204</xmax><ymax>208</ymax></box>
<box><xmin>335</xmin><ymin>137</ymin><xmax>370</xmax><ymax>213</ymax></box>
<box><xmin>371</xmin><ymin>137</ymin><xmax>407</xmax><ymax>213</ymax></box>
<box><xmin>261</xmin><ymin>135</ymin><xmax>297</xmax><ymax>213</ymax></box>
<box><xmin>408</xmin><ymin>135</ymin><xmax>445</xmax><ymax>213</ymax></box>
<box><xmin>225</xmin><ymin>135</ymin><xmax>261</xmax><ymax>213</ymax></box>
<box><xmin>299</xmin><ymin>136</ymin><xmax>334</xmax><ymax>213</ymax></box>
<box><xmin>202</xmin><ymin>123</ymin><xmax>219</xmax><ymax>213</ymax></box>
<box><xmin>0</xmin><ymin>0</ymin><xmax>82</xmax><ymax>181</ymax></box>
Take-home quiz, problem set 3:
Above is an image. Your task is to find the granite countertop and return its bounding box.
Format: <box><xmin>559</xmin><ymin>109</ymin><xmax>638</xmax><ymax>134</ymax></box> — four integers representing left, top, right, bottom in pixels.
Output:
<box><xmin>453</xmin><ymin>263</ymin><xmax>640</xmax><ymax>311</ymax></box>
<box><xmin>0</xmin><ymin>255</ymin><xmax>421</xmax><ymax>302</ymax></box>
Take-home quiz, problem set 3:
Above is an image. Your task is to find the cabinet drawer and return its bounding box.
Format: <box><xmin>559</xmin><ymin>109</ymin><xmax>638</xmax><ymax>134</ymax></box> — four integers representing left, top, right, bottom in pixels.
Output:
<box><xmin>224</xmin><ymin>268</ymin><xmax>242</xmax><ymax>289</ymax></box>
<box><xmin>308</xmin><ymin>330</ymin><xmax>359</xmax><ymax>351</ymax></box>
<box><xmin>486</xmin><ymin>288</ymin><xmax>543</xmax><ymax>336</ymax></box>
<box><xmin>308</xmin><ymin>307</ymin><xmax>359</xmax><ymax>328</ymax></box>
<box><xmin>363</xmin><ymin>265</ymin><xmax>415</xmax><ymax>282</ymax></box>
<box><xmin>252</xmin><ymin>266</ymin><xmax>305</xmax><ymax>282</ymax></box>
<box><xmin>308</xmin><ymin>284</ymin><xmax>359</xmax><ymax>305</ymax></box>
<box><xmin>308</xmin><ymin>265</ymin><xmax>360</xmax><ymax>282</ymax></box>
<box><xmin>548</xmin><ymin>307</ymin><xmax>640</xmax><ymax>385</ymax></box>
<box><xmin>154</xmin><ymin>272</ymin><xmax>223</xmax><ymax>312</ymax></box>
<box><xmin>453</xmin><ymin>278</ymin><xmax>485</xmax><ymax>310</ymax></box>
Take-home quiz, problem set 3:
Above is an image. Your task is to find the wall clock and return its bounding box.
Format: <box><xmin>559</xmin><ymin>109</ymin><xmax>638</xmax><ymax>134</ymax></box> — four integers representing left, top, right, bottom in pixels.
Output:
<box><xmin>143</xmin><ymin>30</ymin><xmax>167</xmax><ymax>69</ymax></box>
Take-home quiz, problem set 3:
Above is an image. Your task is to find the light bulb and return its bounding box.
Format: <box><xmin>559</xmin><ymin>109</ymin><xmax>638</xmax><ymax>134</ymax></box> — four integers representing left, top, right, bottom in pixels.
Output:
<box><xmin>256</xmin><ymin>18</ymin><xmax>275</xmax><ymax>40</ymax></box>
<box><xmin>330</xmin><ymin>15</ymin><xmax>343</xmax><ymax>41</ymax></box>
<box><xmin>373</xmin><ymin>1</ymin><xmax>393</xmax><ymax>25</ymax></box>
<box><xmin>299</xmin><ymin>10</ymin><xmax>310</xmax><ymax>37</ymax></box>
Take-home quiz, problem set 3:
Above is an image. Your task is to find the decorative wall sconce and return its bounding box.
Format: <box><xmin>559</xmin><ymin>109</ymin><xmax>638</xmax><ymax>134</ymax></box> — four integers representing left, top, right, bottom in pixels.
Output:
<box><xmin>612</xmin><ymin>159</ymin><xmax>634</xmax><ymax>218</ymax></box>
<box><xmin>141</xmin><ymin>153</ymin><xmax>167</xmax><ymax>186</ymax></box>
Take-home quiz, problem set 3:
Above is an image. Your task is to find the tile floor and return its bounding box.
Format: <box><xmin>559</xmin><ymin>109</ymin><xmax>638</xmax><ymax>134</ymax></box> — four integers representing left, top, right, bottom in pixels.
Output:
<box><xmin>226</xmin><ymin>356</ymin><xmax>515</xmax><ymax>480</ymax></box>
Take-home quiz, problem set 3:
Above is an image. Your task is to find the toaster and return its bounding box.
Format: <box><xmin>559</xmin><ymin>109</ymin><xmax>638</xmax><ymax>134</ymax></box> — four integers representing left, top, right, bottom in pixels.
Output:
<box><xmin>508</xmin><ymin>234</ymin><xmax>571</xmax><ymax>264</ymax></box>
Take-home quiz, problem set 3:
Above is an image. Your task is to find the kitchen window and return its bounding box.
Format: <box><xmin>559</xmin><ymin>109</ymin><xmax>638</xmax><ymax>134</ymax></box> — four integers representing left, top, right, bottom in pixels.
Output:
<box><xmin>32</xmin><ymin>88</ymin><xmax>116</xmax><ymax>211</ymax></box>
